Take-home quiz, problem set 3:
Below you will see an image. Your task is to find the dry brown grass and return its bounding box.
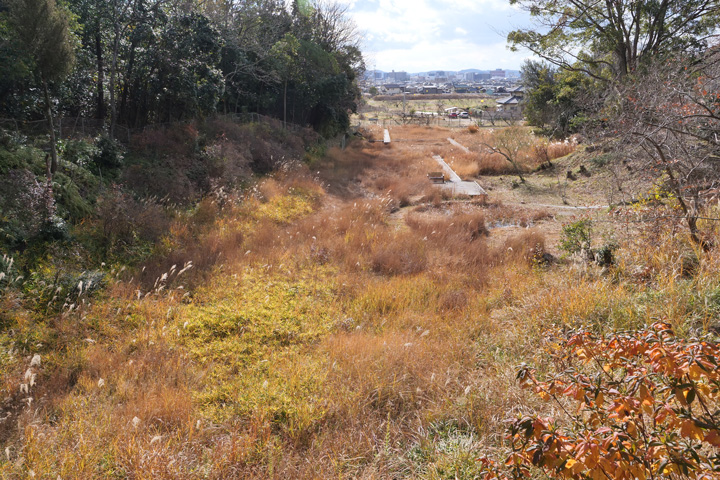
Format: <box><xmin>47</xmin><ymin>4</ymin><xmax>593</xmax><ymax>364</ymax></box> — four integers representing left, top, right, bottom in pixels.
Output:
<box><xmin>444</xmin><ymin>127</ymin><xmax>579</xmax><ymax>177</ymax></box>
<box><xmin>477</xmin><ymin>151</ymin><xmax>516</xmax><ymax>175</ymax></box>
<box><xmin>547</xmin><ymin>140</ymin><xmax>577</xmax><ymax>160</ymax></box>
<box><xmin>370</xmin><ymin>230</ymin><xmax>428</xmax><ymax>276</ymax></box>
<box><xmin>446</xmin><ymin>152</ymin><xmax>481</xmax><ymax>178</ymax></box>
<box><xmin>6</xmin><ymin>124</ymin><xmax>720</xmax><ymax>479</ymax></box>
<box><xmin>406</xmin><ymin>208</ymin><xmax>488</xmax><ymax>243</ymax></box>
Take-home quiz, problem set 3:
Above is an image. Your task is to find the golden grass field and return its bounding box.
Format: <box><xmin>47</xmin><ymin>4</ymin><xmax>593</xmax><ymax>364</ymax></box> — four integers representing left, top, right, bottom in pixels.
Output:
<box><xmin>1</xmin><ymin>125</ymin><xmax>719</xmax><ymax>478</ymax></box>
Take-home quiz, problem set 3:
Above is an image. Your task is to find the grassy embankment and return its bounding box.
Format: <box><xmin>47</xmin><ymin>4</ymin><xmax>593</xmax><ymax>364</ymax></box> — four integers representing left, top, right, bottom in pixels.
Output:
<box><xmin>1</xmin><ymin>125</ymin><xmax>719</xmax><ymax>478</ymax></box>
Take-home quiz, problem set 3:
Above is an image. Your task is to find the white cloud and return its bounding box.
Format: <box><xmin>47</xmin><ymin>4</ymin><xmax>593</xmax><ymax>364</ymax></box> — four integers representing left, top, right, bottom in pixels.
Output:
<box><xmin>353</xmin><ymin>0</ymin><xmax>445</xmax><ymax>45</ymax></box>
<box><xmin>372</xmin><ymin>40</ymin><xmax>532</xmax><ymax>72</ymax></box>
<box><xmin>434</xmin><ymin>0</ymin><xmax>513</xmax><ymax>13</ymax></box>
<box><xmin>345</xmin><ymin>0</ymin><xmax>534</xmax><ymax>70</ymax></box>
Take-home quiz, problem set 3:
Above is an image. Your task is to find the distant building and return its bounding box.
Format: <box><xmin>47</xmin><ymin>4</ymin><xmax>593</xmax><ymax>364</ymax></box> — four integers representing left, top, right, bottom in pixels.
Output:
<box><xmin>382</xmin><ymin>84</ymin><xmax>404</xmax><ymax>95</ymax></box>
<box><xmin>506</xmin><ymin>85</ymin><xmax>525</xmax><ymax>98</ymax></box>
<box><xmin>388</xmin><ymin>70</ymin><xmax>408</xmax><ymax>82</ymax></box>
<box><xmin>490</xmin><ymin>69</ymin><xmax>506</xmax><ymax>78</ymax></box>
<box><xmin>464</xmin><ymin>72</ymin><xmax>492</xmax><ymax>81</ymax></box>
<box><xmin>419</xmin><ymin>85</ymin><xmax>440</xmax><ymax>94</ymax></box>
<box><xmin>453</xmin><ymin>84</ymin><xmax>477</xmax><ymax>93</ymax></box>
<box><xmin>496</xmin><ymin>95</ymin><xmax>523</xmax><ymax>113</ymax></box>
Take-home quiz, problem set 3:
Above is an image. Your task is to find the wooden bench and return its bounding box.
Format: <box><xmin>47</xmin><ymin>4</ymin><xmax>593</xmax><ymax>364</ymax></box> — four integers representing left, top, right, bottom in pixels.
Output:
<box><xmin>427</xmin><ymin>172</ymin><xmax>445</xmax><ymax>184</ymax></box>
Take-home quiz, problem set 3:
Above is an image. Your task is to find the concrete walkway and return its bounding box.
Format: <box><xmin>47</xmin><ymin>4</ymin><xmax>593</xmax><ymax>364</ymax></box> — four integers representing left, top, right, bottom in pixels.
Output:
<box><xmin>447</xmin><ymin>138</ymin><xmax>470</xmax><ymax>153</ymax></box>
<box><xmin>432</xmin><ymin>155</ymin><xmax>462</xmax><ymax>182</ymax></box>
<box><xmin>524</xmin><ymin>203</ymin><xmax>608</xmax><ymax>210</ymax></box>
<box><xmin>432</xmin><ymin>155</ymin><xmax>487</xmax><ymax>196</ymax></box>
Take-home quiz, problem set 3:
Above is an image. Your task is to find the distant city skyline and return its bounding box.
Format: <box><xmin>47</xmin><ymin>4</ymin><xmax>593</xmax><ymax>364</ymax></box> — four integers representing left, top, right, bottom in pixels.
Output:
<box><xmin>337</xmin><ymin>0</ymin><xmax>535</xmax><ymax>72</ymax></box>
<box><xmin>365</xmin><ymin>68</ymin><xmax>520</xmax><ymax>75</ymax></box>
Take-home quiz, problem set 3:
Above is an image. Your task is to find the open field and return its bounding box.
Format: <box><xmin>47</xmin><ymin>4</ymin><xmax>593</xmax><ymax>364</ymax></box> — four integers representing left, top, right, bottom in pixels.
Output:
<box><xmin>1</xmin><ymin>125</ymin><xmax>719</xmax><ymax>478</ymax></box>
<box><xmin>359</xmin><ymin>95</ymin><xmax>499</xmax><ymax>128</ymax></box>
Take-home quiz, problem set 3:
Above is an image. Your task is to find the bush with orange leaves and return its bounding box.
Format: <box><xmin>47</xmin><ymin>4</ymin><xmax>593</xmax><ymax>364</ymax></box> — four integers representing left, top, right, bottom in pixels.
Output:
<box><xmin>480</xmin><ymin>322</ymin><xmax>720</xmax><ymax>480</ymax></box>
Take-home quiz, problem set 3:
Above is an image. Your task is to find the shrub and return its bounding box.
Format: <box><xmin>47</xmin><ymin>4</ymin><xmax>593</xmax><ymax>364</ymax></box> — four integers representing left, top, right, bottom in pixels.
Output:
<box><xmin>60</xmin><ymin>139</ymin><xmax>98</xmax><ymax>169</ymax></box>
<box><xmin>481</xmin><ymin>322</ymin><xmax>720</xmax><ymax>480</ymax></box>
<box><xmin>0</xmin><ymin>169</ymin><xmax>48</xmax><ymax>249</ymax></box>
<box><xmin>131</xmin><ymin>123</ymin><xmax>199</xmax><ymax>157</ymax></box>
<box><xmin>559</xmin><ymin>219</ymin><xmax>592</xmax><ymax>255</ymax></box>
<box><xmin>92</xmin><ymin>134</ymin><xmax>124</xmax><ymax>174</ymax></box>
<box><xmin>89</xmin><ymin>185</ymin><xmax>170</xmax><ymax>260</ymax></box>
<box><xmin>503</xmin><ymin>230</ymin><xmax>547</xmax><ymax>265</ymax></box>
<box><xmin>122</xmin><ymin>160</ymin><xmax>197</xmax><ymax>203</ymax></box>
<box><xmin>0</xmin><ymin>145</ymin><xmax>45</xmax><ymax>175</ymax></box>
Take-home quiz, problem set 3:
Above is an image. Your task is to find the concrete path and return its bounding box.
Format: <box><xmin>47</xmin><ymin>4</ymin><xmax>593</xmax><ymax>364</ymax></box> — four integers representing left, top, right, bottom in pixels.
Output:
<box><xmin>432</xmin><ymin>155</ymin><xmax>487</xmax><ymax>196</ymax></box>
<box><xmin>523</xmin><ymin>203</ymin><xmax>608</xmax><ymax>210</ymax></box>
<box><xmin>447</xmin><ymin>138</ymin><xmax>470</xmax><ymax>153</ymax></box>
<box><xmin>432</xmin><ymin>155</ymin><xmax>462</xmax><ymax>182</ymax></box>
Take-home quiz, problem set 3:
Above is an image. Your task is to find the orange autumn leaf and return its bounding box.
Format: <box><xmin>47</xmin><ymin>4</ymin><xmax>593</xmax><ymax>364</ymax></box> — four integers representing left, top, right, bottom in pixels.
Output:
<box><xmin>680</xmin><ymin>420</ymin><xmax>704</xmax><ymax>441</ymax></box>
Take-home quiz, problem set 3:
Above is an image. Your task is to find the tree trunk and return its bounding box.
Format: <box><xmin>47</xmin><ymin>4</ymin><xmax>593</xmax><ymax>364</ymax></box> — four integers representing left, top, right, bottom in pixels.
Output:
<box><xmin>120</xmin><ymin>36</ymin><xmax>138</xmax><ymax>126</ymax></box>
<box><xmin>109</xmin><ymin>20</ymin><xmax>120</xmax><ymax>138</ymax></box>
<box><xmin>42</xmin><ymin>80</ymin><xmax>57</xmax><ymax>223</ymax></box>
<box><xmin>283</xmin><ymin>79</ymin><xmax>287</xmax><ymax>129</ymax></box>
<box><xmin>42</xmin><ymin>79</ymin><xmax>58</xmax><ymax>174</ymax></box>
<box><xmin>664</xmin><ymin>165</ymin><xmax>701</xmax><ymax>245</ymax></box>
<box><xmin>95</xmin><ymin>28</ymin><xmax>106</xmax><ymax>122</ymax></box>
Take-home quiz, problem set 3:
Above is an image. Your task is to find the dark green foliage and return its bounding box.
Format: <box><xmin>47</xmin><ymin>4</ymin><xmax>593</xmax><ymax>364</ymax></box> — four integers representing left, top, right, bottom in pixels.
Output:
<box><xmin>593</xmin><ymin>242</ymin><xmax>617</xmax><ymax>267</ymax></box>
<box><xmin>521</xmin><ymin>60</ymin><xmax>557</xmax><ymax>129</ymax></box>
<box><xmin>521</xmin><ymin>60</ymin><xmax>595</xmax><ymax>135</ymax></box>
<box><xmin>60</xmin><ymin>138</ymin><xmax>98</xmax><ymax>168</ymax></box>
<box><xmin>52</xmin><ymin>170</ymin><xmax>94</xmax><ymax>220</ymax></box>
<box><xmin>121</xmin><ymin>11</ymin><xmax>225</xmax><ymax>126</ymax></box>
<box><xmin>509</xmin><ymin>0</ymin><xmax>720</xmax><ymax>79</ymax></box>
<box><xmin>0</xmin><ymin>13</ymin><xmax>33</xmax><ymax>117</ymax></box>
<box><xmin>559</xmin><ymin>219</ymin><xmax>592</xmax><ymax>255</ymax></box>
<box><xmin>6</xmin><ymin>0</ymin><xmax>75</xmax><ymax>83</ymax></box>
<box><xmin>91</xmin><ymin>134</ymin><xmax>123</xmax><ymax>174</ymax></box>
<box><xmin>0</xmin><ymin>0</ymin><xmax>362</xmax><ymax>266</ymax></box>
<box><xmin>0</xmin><ymin>144</ymin><xmax>45</xmax><ymax>174</ymax></box>
<box><xmin>0</xmin><ymin>0</ymin><xmax>362</xmax><ymax>138</ymax></box>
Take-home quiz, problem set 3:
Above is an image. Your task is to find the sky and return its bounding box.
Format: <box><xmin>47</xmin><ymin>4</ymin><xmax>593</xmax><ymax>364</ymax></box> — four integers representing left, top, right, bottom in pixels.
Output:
<box><xmin>336</xmin><ymin>0</ymin><xmax>535</xmax><ymax>73</ymax></box>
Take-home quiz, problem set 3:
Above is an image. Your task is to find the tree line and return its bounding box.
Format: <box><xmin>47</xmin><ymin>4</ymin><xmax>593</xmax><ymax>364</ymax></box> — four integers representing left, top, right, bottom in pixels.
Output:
<box><xmin>0</xmin><ymin>0</ymin><xmax>363</xmax><ymax>139</ymax></box>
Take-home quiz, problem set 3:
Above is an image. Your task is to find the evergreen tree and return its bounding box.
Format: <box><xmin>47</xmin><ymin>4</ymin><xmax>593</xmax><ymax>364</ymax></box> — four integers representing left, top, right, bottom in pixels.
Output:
<box><xmin>7</xmin><ymin>0</ymin><xmax>75</xmax><ymax>174</ymax></box>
